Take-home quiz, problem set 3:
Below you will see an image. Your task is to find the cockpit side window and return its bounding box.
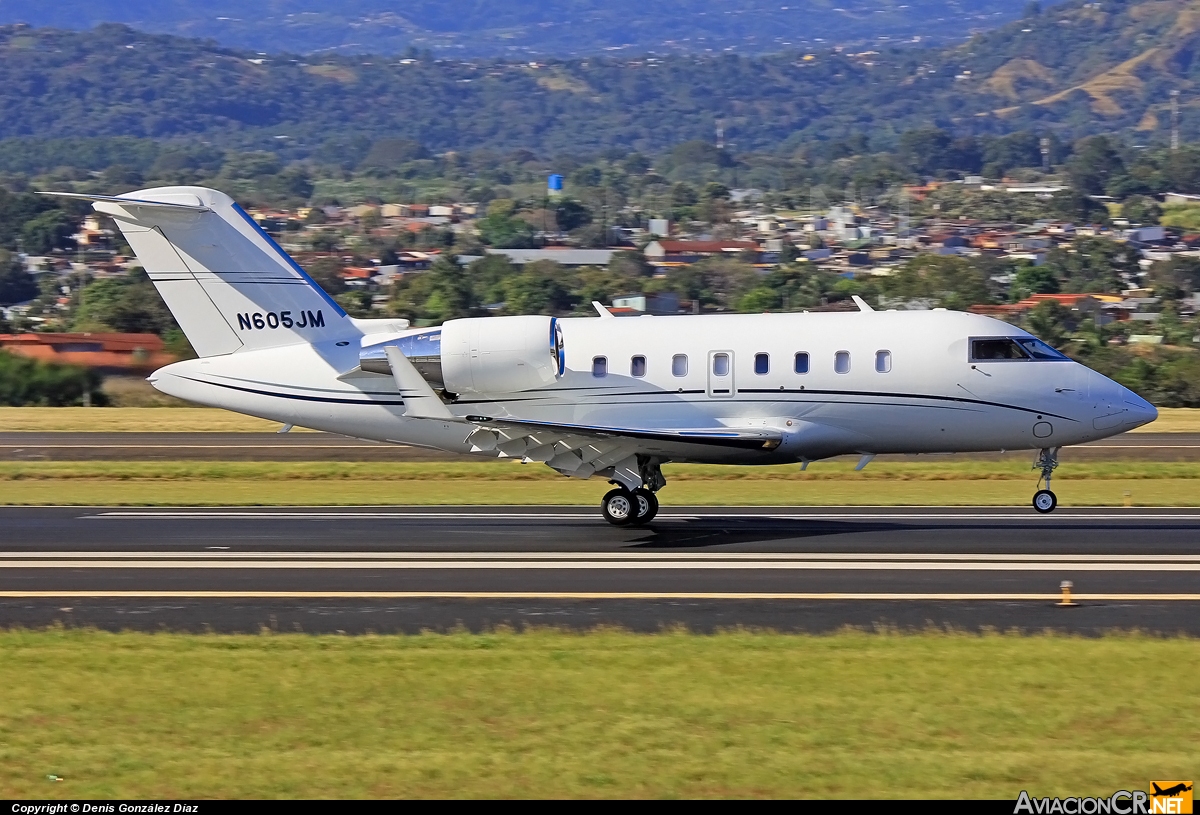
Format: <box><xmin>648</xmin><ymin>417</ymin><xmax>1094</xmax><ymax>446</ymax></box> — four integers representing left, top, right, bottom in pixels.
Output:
<box><xmin>970</xmin><ymin>337</ymin><xmax>1069</xmax><ymax>362</ymax></box>
<box><xmin>970</xmin><ymin>338</ymin><xmax>1030</xmax><ymax>361</ymax></box>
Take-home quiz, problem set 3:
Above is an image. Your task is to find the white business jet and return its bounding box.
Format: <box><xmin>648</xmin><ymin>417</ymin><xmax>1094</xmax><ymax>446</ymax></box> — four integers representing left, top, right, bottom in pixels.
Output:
<box><xmin>44</xmin><ymin>186</ymin><xmax>1158</xmax><ymax>524</ymax></box>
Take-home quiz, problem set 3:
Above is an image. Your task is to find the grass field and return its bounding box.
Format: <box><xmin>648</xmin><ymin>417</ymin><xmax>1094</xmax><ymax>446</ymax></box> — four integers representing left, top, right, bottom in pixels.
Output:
<box><xmin>1</xmin><ymin>460</ymin><xmax>1199</xmax><ymax>505</ymax></box>
<box><xmin>2</xmin><ymin>406</ymin><xmax>1199</xmax><ymax>433</ymax></box>
<box><xmin>0</xmin><ymin>629</ymin><xmax>1195</xmax><ymax>798</ymax></box>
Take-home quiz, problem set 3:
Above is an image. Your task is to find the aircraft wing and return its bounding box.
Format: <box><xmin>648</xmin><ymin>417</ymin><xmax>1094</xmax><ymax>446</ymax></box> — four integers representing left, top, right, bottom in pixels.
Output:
<box><xmin>460</xmin><ymin>416</ymin><xmax>782</xmax><ymax>482</ymax></box>
<box><xmin>384</xmin><ymin>346</ymin><xmax>782</xmax><ymax>482</ymax></box>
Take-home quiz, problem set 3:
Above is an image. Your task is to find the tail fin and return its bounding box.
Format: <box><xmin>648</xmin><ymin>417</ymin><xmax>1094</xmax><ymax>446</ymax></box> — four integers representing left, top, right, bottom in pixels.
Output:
<box><xmin>44</xmin><ymin>186</ymin><xmax>352</xmax><ymax>357</ymax></box>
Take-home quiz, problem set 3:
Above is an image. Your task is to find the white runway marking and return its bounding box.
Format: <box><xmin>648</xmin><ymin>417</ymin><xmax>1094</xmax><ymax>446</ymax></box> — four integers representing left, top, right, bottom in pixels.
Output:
<box><xmin>1</xmin><ymin>590</ymin><xmax>1199</xmax><ymax>601</ymax></box>
<box><xmin>4</xmin><ymin>552</ymin><xmax>1200</xmax><ymax>571</ymax></box>
<box><xmin>6</xmin><ymin>551</ymin><xmax>1200</xmax><ymax>562</ymax></box>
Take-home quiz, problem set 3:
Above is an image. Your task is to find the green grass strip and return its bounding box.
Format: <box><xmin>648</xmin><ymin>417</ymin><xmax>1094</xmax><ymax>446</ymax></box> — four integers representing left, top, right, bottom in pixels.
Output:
<box><xmin>0</xmin><ymin>628</ymin><xmax>1196</xmax><ymax>798</ymax></box>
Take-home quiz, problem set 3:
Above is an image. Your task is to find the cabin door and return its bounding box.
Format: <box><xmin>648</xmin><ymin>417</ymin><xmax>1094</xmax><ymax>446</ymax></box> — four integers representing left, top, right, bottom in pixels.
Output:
<box><xmin>707</xmin><ymin>350</ymin><xmax>735</xmax><ymax>398</ymax></box>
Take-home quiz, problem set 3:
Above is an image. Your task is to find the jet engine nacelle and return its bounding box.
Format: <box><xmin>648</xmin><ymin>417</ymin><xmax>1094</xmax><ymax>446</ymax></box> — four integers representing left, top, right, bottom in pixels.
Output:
<box><xmin>440</xmin><ymin>315</ymin><xmax>564</xmax><ymax>395</ymax></box>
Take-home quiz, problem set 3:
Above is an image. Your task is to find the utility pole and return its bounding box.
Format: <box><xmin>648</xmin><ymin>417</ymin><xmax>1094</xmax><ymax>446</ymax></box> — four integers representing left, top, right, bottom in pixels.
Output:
<box><xmin>1040</xmin><ymin>137</ymin><xmax>1051</xmax><ymax>173</ymax></box>
<box><xmin>1171</xmin><ymin>90</ymin><xmax>1181</xmax><ymax>151</ymax></box>
<box><xmin>716</xmin><ymin>119</ymin><xmax>725</xmax><ymax>150</ymax></box>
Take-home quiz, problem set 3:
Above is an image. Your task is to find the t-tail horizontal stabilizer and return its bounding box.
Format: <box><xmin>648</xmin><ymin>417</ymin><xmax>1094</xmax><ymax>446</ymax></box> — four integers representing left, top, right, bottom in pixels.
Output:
<box><xmin>38</xmin><ymin>186</ymin><xmax>353</xmax><ymax>358</ymax></box>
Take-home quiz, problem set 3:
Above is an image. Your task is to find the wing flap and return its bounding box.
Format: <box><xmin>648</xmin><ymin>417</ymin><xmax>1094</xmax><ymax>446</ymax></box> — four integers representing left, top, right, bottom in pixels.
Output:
<box><xmin>466</xmin><ymin>416</ymin><xmax>783</xmax><ymax>451</ymax></box>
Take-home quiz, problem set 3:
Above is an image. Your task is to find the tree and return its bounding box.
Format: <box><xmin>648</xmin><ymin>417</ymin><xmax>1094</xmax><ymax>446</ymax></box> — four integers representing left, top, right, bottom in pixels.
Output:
<box><xmin>1011</xmin><ymin>264</ymin><xmax>1060</xmax><ymax>302</ymax></box>
<box><xmin>359</xmin><ymin>139</ymin><xmax>429</xmax><ymax>171</ymax></box>
<box><xmin>21</xmin><ymin>211</ymin><xmax>75</xmax><ymax>254</ymax></box>
<box><xmin>1025</xmin><ymin>301</ymin><xmax>1073</xmax><ymax>349</ymax></box>
<box><xmin>554</xmin><ymin>199</ymin><xmax>592</xmax><ymax>232</ymax></box>
<box><xmin>0</xmin><ymin>350</ymin><xmax>106</xmax><ymax>406</ymax></box>
<box><xmin>667</xmin><ymin>141</ymin><xmax>733</xmax><ymax>169</ymax></box>
<box><xmin>1121</xmin><ymin>195</ymin><xmax>1161</xmax><ymax>225</ymax></box>
<box><xmin>982</xmin><ymin>131</ymin><xmax>1044</xmax><ymax>177</ymax></box>
<box><xmin>608</xmin><ymin>251</ymin><xmax>652</xmax><ymax>278</ymax></box>
<box><xmin>899</xmin><ymin>129</ymin><xmax>953</xmax><ymax>176</ymax></box>
<box><xmin>71</xmin><ymin>269</ymin><xmax>176</xmax><ymax>334</ymax></box>
<box><xmin>1041</xmin><ymin>237</ymin><xmax>1130</xmax><ymax>294</ymax></box>
<box><xmin>0</xmin><ymin>252</ymin><xmax>37</xmax><ymax>305</ymax></box>
<box><xmin>1146</xmin><ymin>256</ymin><xmax>1200</xmax><ymax>300</ymax></box>
<box><xmin>477</xmin><ymin>211</ymin><xmax>537</xmax><ymax>248</ymax></box>
<box><xmin>877</xmin><ymin>255</ymin><xmax>991</xmax><ymax>310</ymax></box>
<box><xmin>422</xmin><ymin>255</ymin><xmax>476</xmax><ymax>321</ymax></box>
<box><xmin>671</xmin><ymin>183</ymin><xmax>698</xmax><ymax>207</ymax></box>
<box><xmin>220</xmin><ymin>151</ymin><xmax>282</xmax><ymax>179</ymax></box>
<box><xmin>738</xmin><ymin>286</ymin><xmax>782</xmax><ymax>312</ymax></box>
<box><xmin>1066</xmin><ymin>136</ymin><xmax>1126</xmax><ymax>196</ymax></box>
<box><xmin>304</xmin><ymin>257</ymin><xmax>348</xmax><ymax>296</ymax></box>
<box><xmin>503</xmin><ymin>261</ymin><xmax>571</xmax><ymax>315</ymax></box>
<box><xmin>1049</xmin><ymin>189</ymin><xmax>1109</xmax><ymax>224</ymax></box>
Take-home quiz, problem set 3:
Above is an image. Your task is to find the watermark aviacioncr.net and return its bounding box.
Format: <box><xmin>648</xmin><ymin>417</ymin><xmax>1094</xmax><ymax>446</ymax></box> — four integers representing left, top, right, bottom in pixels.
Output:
<box><xmin>1016</xmin><ymin>783</ymin><xmax>1193</xmax><ymax>815</ymax></box>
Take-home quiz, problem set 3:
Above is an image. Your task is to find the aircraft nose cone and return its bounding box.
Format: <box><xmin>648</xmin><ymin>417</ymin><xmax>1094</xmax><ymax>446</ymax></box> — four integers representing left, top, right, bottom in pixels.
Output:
<box><xmin>1121</xmin><ymin>388</ymin><xmax>1158</xmax><ymax>430</ymax></box>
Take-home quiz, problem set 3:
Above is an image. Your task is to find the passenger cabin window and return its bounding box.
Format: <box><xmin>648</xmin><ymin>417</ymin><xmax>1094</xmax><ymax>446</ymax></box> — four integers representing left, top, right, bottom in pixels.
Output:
<box><xmin>712</xmin><ymin>353</ymin><xmax>730</xmax><ymax>376</ymax></box>
<box><xmin>875</xmin><ymin>350</ymin><xmax>892</xmax><ymax>373</ymax></box>
<box><xmin>834</xmin><ymin>351</ymin><xmax>851</xmax><ymax>374</ymax></box>
<box><xmin>592</xmin><ymin>356</ymin><xmax>607</xmax><ymax>377</ymax></box>
<box><xmin>794</xmin><ymin>352</ymin><xmax>810</xmax><ymax>374</ymax></box>
<box><xmin>754</xmin><ymin>353</ymin><xmax>769</xmax><ymax>375</ymax></box>
<box><xmin>631</xmin><ymin>355</ymin><xmax>646</xmax><ymax>377</ymax></box>
<box><xmin>672</xmin><ymin>354</ymin><xmax>688</xmax><ymax>376</ymax></box>
<box><xmin>970</xmin><ymin>338</ymin><xmax>1068</xmax><ymax>362</ymax></box>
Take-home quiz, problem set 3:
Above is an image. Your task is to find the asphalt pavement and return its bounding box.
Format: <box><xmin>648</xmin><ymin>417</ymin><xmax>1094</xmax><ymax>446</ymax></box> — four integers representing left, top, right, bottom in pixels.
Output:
<box><xmin>2</xmin><ymin>506</ymin><xmax>1198</xmax><ymax>634</ymax></box>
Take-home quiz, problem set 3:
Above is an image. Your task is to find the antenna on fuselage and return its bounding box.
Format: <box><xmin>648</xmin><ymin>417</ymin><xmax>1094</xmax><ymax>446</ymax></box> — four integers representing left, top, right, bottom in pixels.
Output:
<box><xmin>851</xmin><ymin>295</ymin><xmax>875</xmax><ymax>313</ymax></box>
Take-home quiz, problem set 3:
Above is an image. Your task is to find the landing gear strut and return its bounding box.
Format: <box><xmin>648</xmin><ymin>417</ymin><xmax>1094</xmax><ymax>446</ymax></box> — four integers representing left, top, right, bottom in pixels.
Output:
<box><xmin>1032</xmin><ymin>447</ymin><xmax>1060</xmax><ymax>514</ymax></box>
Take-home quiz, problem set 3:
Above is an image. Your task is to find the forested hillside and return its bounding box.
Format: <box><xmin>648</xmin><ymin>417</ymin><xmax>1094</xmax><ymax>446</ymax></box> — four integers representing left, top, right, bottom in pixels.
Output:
<box><xmin>0</xmin><ymin>1</ymin><xmax>1050</xmax><ymax>57</ymax></box>
<box><xmin>0</xmin><ymin>1</ymin><xmax>1194</xmax><ymax>159</ymax></box>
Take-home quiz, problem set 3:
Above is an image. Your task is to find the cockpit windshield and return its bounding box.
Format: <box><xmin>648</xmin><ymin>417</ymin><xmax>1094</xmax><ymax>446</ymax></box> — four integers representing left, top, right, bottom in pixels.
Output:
<box><xmin>1015</xmin><ymin>337</ymin><xmax>1069</xmax><ymax>360</ymax></box>
<box><xmin>970</xmin><ymin>337</ymin><xmax>1068</xmax><ymax>362</ymax></box>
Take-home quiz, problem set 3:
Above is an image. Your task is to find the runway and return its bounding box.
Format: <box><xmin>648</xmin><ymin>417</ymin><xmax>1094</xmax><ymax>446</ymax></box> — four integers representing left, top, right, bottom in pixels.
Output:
<box><xmin>1</xmin><ymin>432</ymin><xmax>1197</xmax><ymax>460</ymax></box>
<box><xmin>2</xmin><ymin>506</ymin><xmax>1199</xmax><ymax>633</ymax></box>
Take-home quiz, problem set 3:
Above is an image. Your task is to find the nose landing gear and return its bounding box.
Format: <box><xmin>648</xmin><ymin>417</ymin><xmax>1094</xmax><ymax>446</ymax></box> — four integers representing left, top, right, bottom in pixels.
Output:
<box><xmin>1032</xmin><ymin>447</ymin><xmax>1060</xmax><ymax>514</ymax></box>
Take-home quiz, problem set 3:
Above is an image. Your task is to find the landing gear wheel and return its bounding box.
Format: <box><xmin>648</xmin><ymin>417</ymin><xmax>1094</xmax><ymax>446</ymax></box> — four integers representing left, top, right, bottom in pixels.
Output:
<box><xmin>601</xmin><ymin>488</ymin><xmax>636</xmax><ymax>526</ymax></box>
<box><xmin>1033</xmin><ymin>489</ymin><xmax>1057</xmax><ymax>514</ymax></box>
<box><xmin>630</xmin><ymin>488</ymin><xmax>659</xmax><ymax>526</ymax></box>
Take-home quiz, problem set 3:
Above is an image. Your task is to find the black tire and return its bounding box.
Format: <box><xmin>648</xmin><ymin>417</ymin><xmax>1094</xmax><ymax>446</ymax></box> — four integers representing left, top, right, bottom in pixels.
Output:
<box><xmin>601</xmin><ymin>487</ymin><xmax>636</xmax><ymax>526</ymax></box>
<box><xmin>630</xmin><ymin>488</ymin><xmax>659</xmax><ymax>525</ymax></box>
<box><xmin>1033</xmin><ymin>489</ymin><xmax>1057</xmax><ymax>514</ymax></box>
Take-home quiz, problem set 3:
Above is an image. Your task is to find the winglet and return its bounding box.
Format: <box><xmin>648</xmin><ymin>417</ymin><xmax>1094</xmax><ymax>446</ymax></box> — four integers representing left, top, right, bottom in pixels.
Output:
<box><xmin>384</xmin><ymin>347</ymin><xmax>454</xmax><ymax>420</ymax></box>
<box><xmin>592</xmin><ymin>301</ymin><xmax>615</xmax><ymax>318</ymax></box>
<box><xmin>851</xmin><ymin>295</ymin><xmax>875</xmax><ymax>313</ymax></box>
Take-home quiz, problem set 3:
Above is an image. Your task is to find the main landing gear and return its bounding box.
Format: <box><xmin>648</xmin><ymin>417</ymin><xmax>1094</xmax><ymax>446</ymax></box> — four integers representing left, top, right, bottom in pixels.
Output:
<box><xmin>600</xmin><ymin>457</ymin><xmax>664</xmax><ymax>526</ymax></box>
<box><xmin>1032</xmin><ymin>447</ymin><xmax>1060</xmax><ymax>514</ymax></box>
<box><xmin>601</xmin><ymin>487</ymin><xmax>659</xmax><ymax>526</ymax></box>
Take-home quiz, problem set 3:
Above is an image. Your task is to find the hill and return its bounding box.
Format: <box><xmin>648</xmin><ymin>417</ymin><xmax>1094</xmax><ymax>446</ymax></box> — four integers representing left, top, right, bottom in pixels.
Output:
<box><xmin>0</xmin><ymin>1</ymin><xmax>1055</xmax><ymax>58</ymax></box>
<box><xmin>0</xmin><ymin>1</ymin><xmax>1193</xmax><ymax>160</ymax></box>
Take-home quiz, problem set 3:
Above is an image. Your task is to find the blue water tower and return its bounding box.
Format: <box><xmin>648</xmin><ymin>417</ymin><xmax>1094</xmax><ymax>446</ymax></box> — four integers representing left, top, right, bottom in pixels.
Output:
<box><xmin>548</xmin><ymin>174</ymin><xmax>564</xmax><ymax>198</ymax></box>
